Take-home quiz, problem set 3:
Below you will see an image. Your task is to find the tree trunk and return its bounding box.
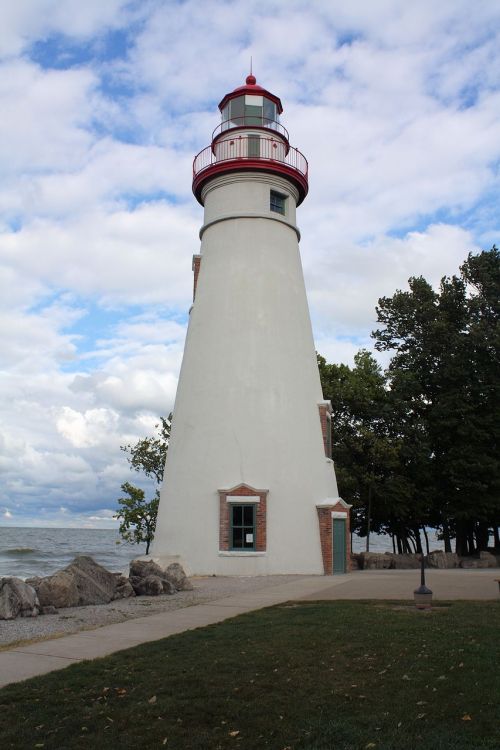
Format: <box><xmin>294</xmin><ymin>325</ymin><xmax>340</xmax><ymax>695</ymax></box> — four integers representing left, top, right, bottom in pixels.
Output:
<box><xmin>391</xmin><ymin>533</ymin><xmax>396</xmax><ymax>554</ymax></box>
<box><xmin>475</xmin><ymin>521</ymin><xmax>490</xmax><ymax>552</ymax></box>
<box><xmin>442</xmin><ymin>521</ymin><xmax>452</xmax><ymax>553</ymax></box>
<box><xmin>467</xmin><ymin>523</ymin><xmax>475</xmax><ymax>555</ymax></box>
<box><xmin>455</xmin><ymin>520</ymin><xmax>468</xmax><ymax>556</ymax></box>
<box><xmin>365</xmin><ymin>483</ymin><xmax>372</xmax><ymax>552</ymax></box>
<box><xmin>408</xmin><ymin>532</ymin><xmax>417</xmax><ymax>553</ymax></box>
<box><xmin>413</xmin><ymin>527</ymin><xmax>423</xmax><ymax>554</ymax></box>
<box><xmin>396</xmin><ymin>533</ymin><xmax>403</xmax><ymax>554</ymax></box>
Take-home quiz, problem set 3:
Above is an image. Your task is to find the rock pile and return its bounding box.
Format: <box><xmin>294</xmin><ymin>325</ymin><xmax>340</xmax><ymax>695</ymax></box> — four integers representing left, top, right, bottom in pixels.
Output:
<box><xmin>0</xmin><ymin>556</ymin><xmax>192</xmax><ymax>621</ymax></box>
<box><xmin>129</xmin><ymin>559</ymin><xmax>193</xmax><ymax>596</ymax></box>
<box><xmin>352</xmin><ymin>550</ymin><xmax>500</xmax><ymax>570</ymax></box>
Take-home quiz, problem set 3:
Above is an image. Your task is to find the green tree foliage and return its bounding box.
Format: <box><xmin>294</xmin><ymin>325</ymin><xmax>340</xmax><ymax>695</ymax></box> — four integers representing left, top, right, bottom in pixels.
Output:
<box><xmin>115</xmin><ymin>416</ymin><xmax>171</xmax><ymax>554</ymax></box>
<box><xmin>318</xmin><ymin>351</ymin><xmax>421</xmax><ymax>552</ymax></box>
<box><xmin>319</xmin><ymin>247</ymin><xmax>499</xmax><ymax>555</ymax></box>
<box><xmin>115</xmin><ymin>483</ymin><xmax>159</xmax><ymax>555</ymax></box>
<box><xmin>372</xmin><ymin>247</ymin><xmax>499</xmax><ymax>553</ymax></box>
<box><xmin>120</xmin><ymin>416</ymin><xmax>171</xmax><ymax>484</ymax></box>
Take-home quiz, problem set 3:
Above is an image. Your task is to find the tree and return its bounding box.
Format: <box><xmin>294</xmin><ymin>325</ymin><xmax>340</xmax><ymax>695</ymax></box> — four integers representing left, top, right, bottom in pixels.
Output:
<box><xmin>115</xmin><ymin>483</ymin><xmax>159</xmax><ymax>555</ymax></box>
<box><xmin>373</xmin><ymin>248</ymin><xmax>500</xmax><ymax>553</ymax></box>
<box><xmin>120</xmin><ymin>416</ymin><xmax>171</xmax><ymax>484</ymax></box>
<box><xmin>318</xmin><ymin>350</ymin><xmax>413</xmax><ymax>551</ymax></box>
<box><xmin>114</xmin><ymin>415</ymin><xmax>171</xmax><ymax>554</ymax></box>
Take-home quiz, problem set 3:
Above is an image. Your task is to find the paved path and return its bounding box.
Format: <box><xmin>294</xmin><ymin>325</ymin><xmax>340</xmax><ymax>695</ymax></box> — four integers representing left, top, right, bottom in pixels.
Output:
<box><xmin>297</xmin><ymin>568</ymin><xmax>500</xmax><ymax>601</ymax></box>
<box><xmin>1</xmin><ymin>570</ymin><xmax>498</xmax><ymax>690</ymax></box>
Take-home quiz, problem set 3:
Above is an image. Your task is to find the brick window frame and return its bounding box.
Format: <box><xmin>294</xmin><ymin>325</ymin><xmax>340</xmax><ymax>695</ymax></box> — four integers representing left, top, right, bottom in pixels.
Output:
<box><xmin>316</xmin><ymin>500</ymin><xmax>352</xmax><ymax>574</ymax></box>
<box><xmin>219</xmin><ymin>484</ymin><xmax>268</xmax><ymax>552</ymax></box>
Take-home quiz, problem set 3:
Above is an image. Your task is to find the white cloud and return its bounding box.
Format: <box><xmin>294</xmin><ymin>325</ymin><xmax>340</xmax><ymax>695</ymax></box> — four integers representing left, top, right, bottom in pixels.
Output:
<box><xmin>0</xmin><ymin>0</ymin><xmax>132</xmax><ymax>57</ymax></box>
<box><xmin>56</xmin><ymin>406</ymin><xmax>119</xmax><ymax>448</ymax></box>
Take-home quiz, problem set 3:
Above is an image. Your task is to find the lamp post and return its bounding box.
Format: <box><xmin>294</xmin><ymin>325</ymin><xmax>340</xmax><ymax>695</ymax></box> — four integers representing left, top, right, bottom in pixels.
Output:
<box><xmin>414</xmin><ymin>526</ymin><xmax>433</xmax><ymax>610</ymax></box>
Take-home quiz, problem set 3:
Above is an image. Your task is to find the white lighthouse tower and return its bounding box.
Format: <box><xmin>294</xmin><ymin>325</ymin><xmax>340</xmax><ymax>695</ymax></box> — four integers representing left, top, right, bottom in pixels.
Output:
<box><xmin>153</xmin><ymin>75</ymin><xmax>349</xmax><ymax>575</ymax></box>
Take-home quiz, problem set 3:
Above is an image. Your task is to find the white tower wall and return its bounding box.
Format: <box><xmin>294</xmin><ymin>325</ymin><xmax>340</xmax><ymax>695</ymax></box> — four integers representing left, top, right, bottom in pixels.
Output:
<box><xmin>152</xmin><ymin>170</ymin><xmax>340</xmax><ymax>575</ymax></box>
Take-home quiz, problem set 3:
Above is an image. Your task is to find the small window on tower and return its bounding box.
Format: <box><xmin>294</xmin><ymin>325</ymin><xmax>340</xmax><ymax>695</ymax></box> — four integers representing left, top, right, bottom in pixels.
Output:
<box><xmin>270</xmin><ymin>190</ymin><xmax>286</xmax><ymax>215</ymax></box>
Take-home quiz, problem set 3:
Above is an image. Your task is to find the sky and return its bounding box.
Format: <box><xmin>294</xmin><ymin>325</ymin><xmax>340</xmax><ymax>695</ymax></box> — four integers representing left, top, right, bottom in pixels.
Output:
<box><xmin>1</xmin><ymin>0</ymin><xmax>499</xmax><ymax>528</ymax></box>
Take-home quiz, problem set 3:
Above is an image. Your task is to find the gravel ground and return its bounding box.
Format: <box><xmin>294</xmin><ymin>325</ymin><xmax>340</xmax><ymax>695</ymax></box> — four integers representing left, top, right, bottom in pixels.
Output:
<box><xmin>0</xmin><ymin>575</ymin><xmax>302</xmax><ymax>649</ymax></box>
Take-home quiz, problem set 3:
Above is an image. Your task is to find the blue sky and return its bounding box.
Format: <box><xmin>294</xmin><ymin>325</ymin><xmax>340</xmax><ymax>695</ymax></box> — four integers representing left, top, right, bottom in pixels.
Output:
<box><xmin>0</xmin><ymin>0</ymin><xmax>499</xmax><ymax>527</ymax></box>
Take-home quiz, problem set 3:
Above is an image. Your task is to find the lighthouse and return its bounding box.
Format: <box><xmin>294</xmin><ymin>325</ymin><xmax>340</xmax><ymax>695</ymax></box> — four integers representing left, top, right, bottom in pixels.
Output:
<box><xmin>152</xmin><ymin>75</ymin><xmax>350</xmax><ymax>575</ymax></box>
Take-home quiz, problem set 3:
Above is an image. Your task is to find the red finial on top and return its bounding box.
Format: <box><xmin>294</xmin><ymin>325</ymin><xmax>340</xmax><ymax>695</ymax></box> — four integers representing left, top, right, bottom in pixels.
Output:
<box><xmin>246</xmin><ymin>56</ymin><xmax>256</xmax><ymax>85</ymax></box>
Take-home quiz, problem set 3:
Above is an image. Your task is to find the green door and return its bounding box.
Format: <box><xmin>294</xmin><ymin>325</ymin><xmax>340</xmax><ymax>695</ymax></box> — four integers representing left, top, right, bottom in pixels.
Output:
<box><xmin>333</xmin><ymin>518</ymin><xmax>346</xmax><ymax>574</ymax></box>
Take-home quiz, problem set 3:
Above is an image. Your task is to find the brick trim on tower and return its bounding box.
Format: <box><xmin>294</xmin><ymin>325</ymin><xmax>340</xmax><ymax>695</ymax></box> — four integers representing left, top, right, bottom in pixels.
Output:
<box><xmin>317</xmin><ymin>401</ymin><xmax>332</xmax><ymax>457</ymax></box>
<box><xmin>218</xmin><ymin>483</ymin><xmax>268</xmax><ymax>552</ymax></box>
<box><xmin>192</xmin><ymin>254</ymin><xmax>202</xmax><ymax>301</ymax></box>
<box><xmin>316</xmin><ymin>501</ymin><xmax>351</xmax><ymax>574</ymax></box>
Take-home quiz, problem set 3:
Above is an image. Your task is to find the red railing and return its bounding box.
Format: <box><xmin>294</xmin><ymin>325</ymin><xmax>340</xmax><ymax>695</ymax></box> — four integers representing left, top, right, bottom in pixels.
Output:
<box><xmin>193</xmin><ymin>135</ymin><xmax>308</xmax><ymax>180</ymax></box>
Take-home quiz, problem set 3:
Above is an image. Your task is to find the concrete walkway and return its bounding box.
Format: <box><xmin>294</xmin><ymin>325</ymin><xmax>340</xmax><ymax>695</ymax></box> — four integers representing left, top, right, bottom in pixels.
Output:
<box><xmin>1</xmin><ymin>569</ymin><xmax>498</xmax><ymax>690</ymax></box>
<box><xmin>298</xmin><ymin>568</ymin><xmax>500</xmax><ymax>601</ymax></box>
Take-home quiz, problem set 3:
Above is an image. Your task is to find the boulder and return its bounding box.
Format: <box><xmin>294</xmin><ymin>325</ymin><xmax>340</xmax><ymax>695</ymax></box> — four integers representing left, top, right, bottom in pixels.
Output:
<box><xmin>67</xmin><ymin>556</ymin><xmax>121</xmax><ymax>605</ymax></box>
<box><xmin>350</xmin><ymin>554</ymin><xmax>361</xmax><ymax>571</ymax></box>
<box><xmin>460</xmin><ymin>557</ymin><xmax>490</xmax><ymax>569</ymax></box>
<box><xmin>390</xmin><ymin>554</ymin><xmax>422</xmax><ymax>569</ymax></box>
<box><xmin>358</xmin><ymin>552</ymin><xmax>392</xmax><ymax>570</ymax></box>
<box><xmin>0</xmin><ymin>577</ymin><xmax>40</xmax><ymax>620</ymax></box>
<box><xmin>128</xmin><ymin>558</ymin><xmax>191</xmax><ymax>593</ymax></box>
<box><xmin>112</xmin><ymin>573</ymin><xmax>136</xmax><ymax>599</ymax></box>
<box><xmin>129</xmin><ymin>574</ymin><xmax>175</xmax><ymax>596</ymax></box>
<box><xmin>479</xmin><ymin>551</ymin><xmax>498</xmax><ymax>568</ymax></box>
<box><xmin>27</xmin><ymin>570</ymin><xmax>79</xmax><ymax>608</ymax></box>
<box><xmin>129</xmin><ymin>559</ymin><xmax>165</xmax><ymax>580</ymax></box>
<box><xmin>28</xmin><ymin>556</ymin><xmax>123</xmax><ymax>608</ymax></box>
<box><xmin>426</xmin><ymin>551</ymin><xmax>459</xmax><ymax>569</ymax></box>
<box><xmin>164</xmin><ymin>563</ymin><xmax>193</xmax><ymax>591</ymax></box>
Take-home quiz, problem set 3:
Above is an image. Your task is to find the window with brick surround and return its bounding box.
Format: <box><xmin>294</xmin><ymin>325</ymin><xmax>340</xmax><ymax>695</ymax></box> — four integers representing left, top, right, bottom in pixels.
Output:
<box><xmin>231</xmin><ymin>504</ymin><xmax>256</xmax><ymax>550</ymax></box>
<box><xmin>219</xmin><ymin>485</ymin><xmax>268</xmax><ymax>553</ymax></box>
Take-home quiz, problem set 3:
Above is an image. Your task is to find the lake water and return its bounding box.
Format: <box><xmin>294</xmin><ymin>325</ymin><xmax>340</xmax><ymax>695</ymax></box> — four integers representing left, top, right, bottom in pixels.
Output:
<box><xmin>0</xmin><ymin>526</ymin><xmax>439</xmax><ymax>580</ymax></box>
<box><xmin>0</xmin><ymin>527</ymin><xmax>146</xmax><ymax>580</ymax></box>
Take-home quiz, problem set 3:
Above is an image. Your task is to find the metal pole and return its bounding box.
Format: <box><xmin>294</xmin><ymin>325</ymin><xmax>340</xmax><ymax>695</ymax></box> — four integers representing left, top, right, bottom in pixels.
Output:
<box><xmin>414</xmin><ymin>524</ymin><xmax>433</xmax><ymax>609</ymax></box>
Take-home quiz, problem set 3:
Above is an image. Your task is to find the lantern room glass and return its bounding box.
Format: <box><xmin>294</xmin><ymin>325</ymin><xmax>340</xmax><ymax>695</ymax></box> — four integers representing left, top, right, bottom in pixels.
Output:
<box><xmin>221</xmin><ymin>95</ymin><xmax>279</xmax><ymax>132</ymax></box>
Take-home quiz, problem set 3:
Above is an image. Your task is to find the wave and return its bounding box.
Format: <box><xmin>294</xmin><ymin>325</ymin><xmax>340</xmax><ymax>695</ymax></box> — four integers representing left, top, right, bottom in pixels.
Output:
<box><xmin>2</xmin><ymin>547</ymin><xmax>37</xmax><ymax>556</ymax></box>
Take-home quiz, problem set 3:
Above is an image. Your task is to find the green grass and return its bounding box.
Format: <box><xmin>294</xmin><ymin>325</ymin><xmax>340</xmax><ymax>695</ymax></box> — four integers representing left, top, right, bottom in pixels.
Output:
<box><xmin>0</xmin><ymin>601</ymin><xmax>499</xmax><ymax>750</ymax></box>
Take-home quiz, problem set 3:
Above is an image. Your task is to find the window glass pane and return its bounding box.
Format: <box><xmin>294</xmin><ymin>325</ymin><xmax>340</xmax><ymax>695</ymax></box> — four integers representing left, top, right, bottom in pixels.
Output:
<box><xmin>221</xmin><ymin>104</ymin><xmax>229</xmax><ymax>122</ymax></box>
<box><xmin>263</xmin><ymin>98</ymin><xmax>276</xmax><ymax>123</ymax></box>
<box><xmin>232</xmin><ymin>505</ymin><xmax>242</xmax><ymax>526</ymax></box>
<box><xmin>230</xmin><ymin>96</ymin><xmax>244</xmax><ymax>124</ymax></box>
<box><xmin>230</xmin><ymin>504</ymin><xmax>256</xmax><ymax>549</ymax></box>
<box><xmin>245</xmin><ymin>104</ymin><xmax>262</xmax><ymax>126</ymax></box>
<box><xmin>270</xmin><ymin>190</ymin><xmax>286</xmax><ymax>215</ymax></box>
<box><xmin>232</xmin><ymin>527</ymin><xmax>243</xmax><ymax>548</ymax></box>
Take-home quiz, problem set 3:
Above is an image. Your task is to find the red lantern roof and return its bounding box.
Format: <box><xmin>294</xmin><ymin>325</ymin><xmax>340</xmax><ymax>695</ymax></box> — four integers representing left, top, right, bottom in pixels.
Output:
<box><xmin>218</xmin><ymin>75</ymin><xmax>283</xmax><ymax>114</ymax></box>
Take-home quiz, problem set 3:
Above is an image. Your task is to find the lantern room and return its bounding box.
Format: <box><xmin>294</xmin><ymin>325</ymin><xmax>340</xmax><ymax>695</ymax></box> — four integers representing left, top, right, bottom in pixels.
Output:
<box><xmin>215</xmin><ymin>74</ymin><xmax>287</xmax><ymax>140</ymax></box>
<box><xmin>193</xmin><ymin>75</ymin><xmax>308</xmax><ymax>206</ymax></box>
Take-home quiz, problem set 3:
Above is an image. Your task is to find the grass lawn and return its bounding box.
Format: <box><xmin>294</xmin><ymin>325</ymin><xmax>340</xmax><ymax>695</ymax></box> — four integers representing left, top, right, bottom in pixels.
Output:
<box><xmin>0</xmin><ymin>600</ymin><xmax>499</xmax><ymax>750</ymax></box>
